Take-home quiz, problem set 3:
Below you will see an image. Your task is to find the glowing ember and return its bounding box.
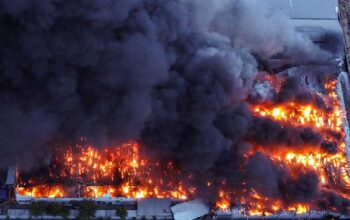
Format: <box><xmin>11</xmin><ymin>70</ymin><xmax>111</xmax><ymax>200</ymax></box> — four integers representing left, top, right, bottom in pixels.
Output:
<box><xmin>17</xmin><ymin>185</ymin><xmax>65</xmax><ymax>198</ymax></box>
<box><xmin>289</xmin><ymin>204</ymin><xmax>309</xmax><ymax>214</ymax></box>
<box><xmin>216</xmin><ymin>191</ymin><xmax>231</xmax><ymax>211</ymax></box>
<box><xmin>253</xmin><ymin>103</ymin><xmax>343</xmax><ymax>131</ymax></box>
<box><xmin>17</xmin><ymin>141</ymin><xmax>192</xmax><ymax>200</ymax></box>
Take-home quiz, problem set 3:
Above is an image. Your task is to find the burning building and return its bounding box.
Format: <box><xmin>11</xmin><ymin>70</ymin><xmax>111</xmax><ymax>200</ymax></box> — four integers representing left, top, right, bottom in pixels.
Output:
<box><xmin>0</xmin><ymin>0</ymin><xmax>350</xmax><ymax>219</ymax></box>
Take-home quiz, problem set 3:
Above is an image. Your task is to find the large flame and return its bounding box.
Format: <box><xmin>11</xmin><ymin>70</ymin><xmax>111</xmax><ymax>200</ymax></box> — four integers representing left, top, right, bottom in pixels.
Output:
<box><xmin>17</xmin><ymin>77</ymin><xmax>350</xmax><ymax>215</ymax></box>
<box><xmin>214</xmin><ymin>78</ymin><xmax>350</xmax><ymax>214</ymax></box>
<box><xmin>17</xmin><ymin>141</ymin><xmax>191</xmax><ymax>200</ymax></box>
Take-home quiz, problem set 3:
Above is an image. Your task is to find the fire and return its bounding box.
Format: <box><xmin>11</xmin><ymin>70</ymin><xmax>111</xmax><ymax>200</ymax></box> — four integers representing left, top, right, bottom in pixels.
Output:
<box><xmin>53</xmin><ymin>142</ymin><xmax>140</xmax><ymax>183</ymax></box>
<box><xmin>288</xmin><ymin>204</ymin><xmax>309</xmax><ymax>214</ymax></box>
<box><xmin>284</xmin><ymin>152</ymin><xmax>347</xmax><ymax>169</ymax></box>
<box><xmin>244</xmin><ymin>77</ymin><xmax>350</xmax><ymax>214</ymax></box>
<box><xmin>16</xmin><ymin>77</ymin><xmax>350</xmax><ymax>215</ymax></box>
<box><xmin>17</xmin><ymin>141</ymin><xmax>192</xmax><ymax>200</ymax></box>
<box><xmin>17</xmin><ymin>185</ymin><xmax>65</xmax><ymax>198</ymax></box>
<box><xmin>83</xmin><ymin>186</ymin><xmax>109</xmax><ymax>198</ymax></box>
<box><xmin>216</xmin><ymin>191</ymin><xmax>230</xmax><ymax>211</ymax></box>
<box><xmin>253</xmin><ymin>103</ymin><xmax>343</xmax><ymax>131</ymax></box>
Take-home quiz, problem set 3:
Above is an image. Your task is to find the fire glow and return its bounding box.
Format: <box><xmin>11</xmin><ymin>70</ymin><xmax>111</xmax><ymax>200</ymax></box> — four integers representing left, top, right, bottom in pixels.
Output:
<box><xmin>214</xmin><ymin>78</ymin><xmax>350</xmax><ymax>214</ymax></box>
<box><xmin>17</xmin><ymin>141</ymin><xmax>191</xmax><ymax>200</ymax></box>
<box><xmin>16</xmin><ymin>77</ymin><xmax>350</xmax><ymax>215</ymax></box>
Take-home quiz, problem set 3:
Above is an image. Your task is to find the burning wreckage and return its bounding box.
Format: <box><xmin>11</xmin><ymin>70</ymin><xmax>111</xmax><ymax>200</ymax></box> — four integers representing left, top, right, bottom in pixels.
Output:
<box><xmin>1</xmin><ymin>71</ymin><xmax>350</xmax><ymax>220</ymax></box>
<box><xmin>1</xmin><ymin>0</ymin><xmax>350</xmax><ymax>219</ymax></box>
<box><xmin>6</xmin><ymin>70</ymin><xmax>350</xmax><ymax>220</ymax></box>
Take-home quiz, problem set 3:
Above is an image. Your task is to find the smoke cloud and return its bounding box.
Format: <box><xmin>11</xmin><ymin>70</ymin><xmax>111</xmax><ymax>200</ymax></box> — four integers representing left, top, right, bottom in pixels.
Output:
<box><xmin>0</xmin><ymin>0</ymin><xmax>344</xmax><ymax>209</ymax></box>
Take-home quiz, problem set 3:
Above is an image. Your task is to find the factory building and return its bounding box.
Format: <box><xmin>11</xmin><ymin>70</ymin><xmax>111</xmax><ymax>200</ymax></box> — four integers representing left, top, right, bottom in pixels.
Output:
<box><xmin>0</xmin><ymin>167</ymin><xmax>349</xmax><ymax>219</ymax></box>
<box><xmin>0</xmin><ymin>1</ymin><xmax>349</xmax><ymax>220</ymax></box>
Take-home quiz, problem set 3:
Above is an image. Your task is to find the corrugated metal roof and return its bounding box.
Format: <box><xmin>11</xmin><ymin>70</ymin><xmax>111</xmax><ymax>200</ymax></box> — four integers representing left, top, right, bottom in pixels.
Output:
<box><xmin>290</xmin><ymin>0</ymin><xmax>338</xmax><ymax>19</ymax></box>
<box><xmin>171</xmin><ymin>200</ymin><xmax>209</xmax><ymax>220</ymax></box>
<box><xmin>265</xmin><ymin>0</ymin><xmax>338</xmax><ymax>20</ymax></box>
<box><xmin>137</xmin><ymin>198</ymin><xmax>172</xmax><ymax>218</ymax></box>
<box><xmin>264</xmin><ymin>0</ymin><xmax>342</xmax><ymax>33</ymax></box>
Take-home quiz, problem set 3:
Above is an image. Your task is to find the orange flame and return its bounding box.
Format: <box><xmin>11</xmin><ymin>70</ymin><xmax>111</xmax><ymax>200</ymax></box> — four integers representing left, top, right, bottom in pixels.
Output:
<box><xmin>17</xmin><ymin>78</ymin><xmax>350</xmax><ymax>215</ymax></box>
<box><xmin>18</xmin><ymin>141</ymin><xmax>192</xmax><ymax>200</ymax></box>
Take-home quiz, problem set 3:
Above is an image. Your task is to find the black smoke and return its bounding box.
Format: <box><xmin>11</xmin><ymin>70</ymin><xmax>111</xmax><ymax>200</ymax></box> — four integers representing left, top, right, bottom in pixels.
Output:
<box><xmin>0</xmin><ymin>0</ymin><xmax>345</xmax><ymax>211</ymax></box>
<box><xmin>0</xmin><ymin>0</ymin><xmax>255</xmax><ymax>168</ymax></box>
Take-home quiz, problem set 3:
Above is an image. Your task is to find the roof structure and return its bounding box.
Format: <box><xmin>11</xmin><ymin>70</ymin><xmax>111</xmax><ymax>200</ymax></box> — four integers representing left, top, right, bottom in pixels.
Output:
<box><xmin>171</xmin><ymin>199</ymin><xmax>209</xmax><ymax>220</ymax></box>
<box><xmin>289</xmin><ymin>0</ymin><xmax>338</xmax><ymax>19</ymax></box>
<box><xmin>137</xmin><ymin>198</ymin><xmax>173</xmax><ymax>218</ymax></box>
<box><xmin>265</xmin><ymin>0</ymin><xmax>341</xmax><ymax>33</ymax></box>
<box><xmin>265</xmin><ymin>0</ymin><xmax>338</xmax><ymax>19</ymax></box>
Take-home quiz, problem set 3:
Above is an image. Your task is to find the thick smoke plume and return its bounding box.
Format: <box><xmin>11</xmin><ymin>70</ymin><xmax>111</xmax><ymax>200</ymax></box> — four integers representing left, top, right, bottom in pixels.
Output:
<box><xmin>0</xmin><ymin>0</ymin><xmax>343</xmax><ymax>209</ymax></box>
<box><xmin>0</xmin><ymin>0</ymin><xmax>333</xmax><ymax>168</ymax></box>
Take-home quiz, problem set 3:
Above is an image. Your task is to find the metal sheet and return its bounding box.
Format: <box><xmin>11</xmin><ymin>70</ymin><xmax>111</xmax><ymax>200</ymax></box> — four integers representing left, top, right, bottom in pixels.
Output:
<box><xmin>171</xmin><ymin>200</ymin><xmax>209</xmax><ymax>220</ymax></box>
